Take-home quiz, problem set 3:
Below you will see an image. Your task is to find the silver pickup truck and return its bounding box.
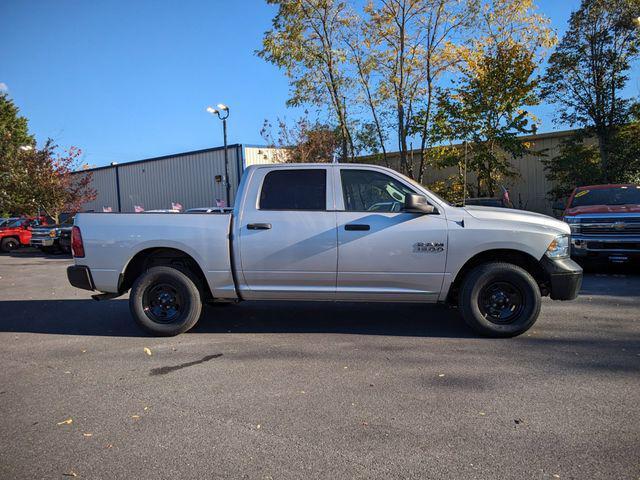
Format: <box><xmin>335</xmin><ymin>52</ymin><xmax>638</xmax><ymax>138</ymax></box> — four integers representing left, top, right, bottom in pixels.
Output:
<box><xmin>67</xmin><ymin>163</ymin><xmax>583</xmax><ymax>337</ymax></box>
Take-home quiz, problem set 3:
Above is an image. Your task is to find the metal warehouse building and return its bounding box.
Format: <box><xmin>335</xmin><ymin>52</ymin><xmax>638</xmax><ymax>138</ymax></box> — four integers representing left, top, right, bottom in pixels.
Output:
<box><xmin>76</xmin><ymin>144</ymin><xmax>282</xmax><ymax>212</ymax></box>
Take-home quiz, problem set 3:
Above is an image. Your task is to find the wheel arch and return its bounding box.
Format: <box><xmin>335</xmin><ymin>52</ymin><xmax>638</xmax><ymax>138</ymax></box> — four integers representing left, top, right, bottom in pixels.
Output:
<box><xmin>447</xmin><ymin>249</ymin><xmax>548</xmax><ymax>303</ymax></box>
<box><xmin>120</xmin><ymin>247</ymin><xmax>213</xmax><ymax>301</ymax></box>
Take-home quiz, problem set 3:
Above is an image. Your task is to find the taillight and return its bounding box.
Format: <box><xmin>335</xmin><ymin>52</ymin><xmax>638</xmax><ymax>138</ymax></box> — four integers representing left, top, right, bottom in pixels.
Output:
<box><xmin>71</xmin><ymin>226</ymin><xmax>85</xmax><ymax>257</ymax></box>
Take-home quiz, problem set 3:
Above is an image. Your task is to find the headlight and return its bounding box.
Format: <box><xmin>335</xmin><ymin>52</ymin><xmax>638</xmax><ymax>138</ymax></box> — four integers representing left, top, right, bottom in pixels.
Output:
<box><xmin>49</xmin><ymin>229</ymin><xmax>57</xmax><ymax>238</ymax></box>
<box><xmin>546</xmin><ymin>234</ymin><xmax>570</xmax><ymax>259</ymax></box>
<box><xmin>563</xmin><ymin>216</ymin><xmax>580</xmax><ymax>234</ymax></box>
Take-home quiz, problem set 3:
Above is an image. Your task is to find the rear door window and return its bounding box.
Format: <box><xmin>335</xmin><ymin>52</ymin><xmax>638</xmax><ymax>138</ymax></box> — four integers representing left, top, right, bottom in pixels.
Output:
<box><xmin>259</xmin><ymin>169</ymin><xmax>327</xmax><ymax>211</ymax></box>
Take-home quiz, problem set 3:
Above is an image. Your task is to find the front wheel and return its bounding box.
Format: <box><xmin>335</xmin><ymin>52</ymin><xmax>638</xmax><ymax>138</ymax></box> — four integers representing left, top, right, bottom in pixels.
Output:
<box><xmin>458</xmin><ymin>262</ymin><xmax>541</xmax><ymax>338</ymax></box>
<box><xmin>129</xmin><ymin>266</ymin><xmax>203</xmax><ymax>336</ymax></box>
<box><xmin>1</xmin><ymin>237</ymin><xmax>19</xmax><ymax>253</ymax></box>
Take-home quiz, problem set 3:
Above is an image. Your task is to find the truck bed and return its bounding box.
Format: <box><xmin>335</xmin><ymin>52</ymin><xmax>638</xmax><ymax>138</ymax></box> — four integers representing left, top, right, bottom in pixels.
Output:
<box><xmin>74</xmin><ymin>212</ymin><xmax>236</xmax><ymax>298</ymax></box>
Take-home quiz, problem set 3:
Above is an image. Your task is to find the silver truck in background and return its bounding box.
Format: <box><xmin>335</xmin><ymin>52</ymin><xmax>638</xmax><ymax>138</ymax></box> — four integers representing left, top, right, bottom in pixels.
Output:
<box><xmin>67</xmin><ymin>163</ymin><xmax>583</xmax><ymax>337</ymax></box>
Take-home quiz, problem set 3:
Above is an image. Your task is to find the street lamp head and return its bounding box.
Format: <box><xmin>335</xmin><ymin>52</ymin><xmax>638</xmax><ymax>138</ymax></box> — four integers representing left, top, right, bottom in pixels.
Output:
<box><xmin>206</xmin><ymin>106</ymin><xmax>218</xmax><ymax>115</ymax></box>
<box><xmin>217</xmin><ymin>103</ymin><xmax>229</xmax><ymax>111</ymax></box>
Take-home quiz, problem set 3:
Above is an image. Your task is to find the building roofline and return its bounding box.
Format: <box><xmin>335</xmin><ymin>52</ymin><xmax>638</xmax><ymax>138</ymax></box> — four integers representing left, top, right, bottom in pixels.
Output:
<box><xmin>74</xmin><ymin>143</ymin><xmax>250</xmax><ymax>173</ymax></box>
<box><xmin>357</xmin><ymin>128</ymin><xmax>580</xmax><ymax>162</ymax></box>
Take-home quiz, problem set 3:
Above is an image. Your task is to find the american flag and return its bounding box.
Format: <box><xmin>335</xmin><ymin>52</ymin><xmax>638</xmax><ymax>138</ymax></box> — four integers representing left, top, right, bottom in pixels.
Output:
<box><xmin>102</xmin><ymin>206</ymin><xmax>112</xmax><ymax>213</ymax></box>
<box><xmin>134</xmin><ymin>205</ymin><xmax>144</xmax><ymax>213</ymax></box>
<box><xmin>500</xmin><ymin>186</ymin><xmax>511</xmax><ymax>206</ymax></box>
<box><xmin>171</xmin><ymin>202</ymin><xmax>183</xmax><ymax>211</ymax></box>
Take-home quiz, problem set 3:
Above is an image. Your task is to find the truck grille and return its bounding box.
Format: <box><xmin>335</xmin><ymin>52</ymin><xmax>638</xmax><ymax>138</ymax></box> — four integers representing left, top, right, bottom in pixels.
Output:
<box><xmin>580</xmin><ymin>217</ymin><xmax>640</xmax><ymax>235</ymax></box>
<box><xmin>586</xmin><ymin>241</ymin><xmax>640</xmax><ymax>251</ymax></box>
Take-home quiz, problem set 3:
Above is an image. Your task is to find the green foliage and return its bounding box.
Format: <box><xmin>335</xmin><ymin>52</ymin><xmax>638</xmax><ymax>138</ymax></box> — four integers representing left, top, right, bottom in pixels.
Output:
<box><xmin>0</xmin><ymin>93</ymin><xmax>36</xmax><ymax>214</ymax></box>
<box><xmin>0</xmin><ymin>93</ymin><xmax>95</xmax><ymax>219</ymax></box>
<box><xmin>258</xmin><ymin>0</ymin><xmax>355</xmax><ymax>160</ymax></box>
<box><xmin>542</xmin><ymin>0</ymin><xmax>640</xmax><ymax>179</ymax></box>
<box><xmin>435</xmin><ymin>40</ymin><xmax>542</xmax><ymax>196</ymax></box>
<box><xmin>544</xmin><ymin>120</ymin><xmax>640</xmax><ymax>200</ymax></box>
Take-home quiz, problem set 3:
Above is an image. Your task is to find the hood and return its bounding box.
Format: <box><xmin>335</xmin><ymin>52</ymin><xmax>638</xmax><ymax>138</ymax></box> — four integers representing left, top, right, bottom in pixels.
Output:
<box><xmin>463</xmin><ymin>205</ymin><xmax>570</xmax><ymax>234</ymax></box>
<box><xmin>564</xmin><ymin>204</ymin><xmax>640</xmax><ymax>216</ymax></box>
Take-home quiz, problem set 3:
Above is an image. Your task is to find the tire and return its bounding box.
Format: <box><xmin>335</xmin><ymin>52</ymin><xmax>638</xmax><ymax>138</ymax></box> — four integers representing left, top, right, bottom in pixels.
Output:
<box><xmin>458</xmin><ymin>262</ymin><xmax>541</xmax><ymax>338</ymax></box>
<box><xmin>1</xmin><ymin>237</ymin><xmax>19</xmax><ymax>253</ymax></box>
<box><xmin>129</xmin><ymin>266</ymin><xmax>203</xmax><ymax>336</ymax></box>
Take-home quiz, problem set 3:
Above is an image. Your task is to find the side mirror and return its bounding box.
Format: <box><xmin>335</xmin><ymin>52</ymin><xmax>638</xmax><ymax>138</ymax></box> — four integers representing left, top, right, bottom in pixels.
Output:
<box><xmin>552</xmin><ymin>200</ymin><xmax>565</xmax><ymax>211</ymax></box>
<box><xmin>404</xmin><ymin>194</ymin><xmax>436</xmax><ymax>214</ymax></box>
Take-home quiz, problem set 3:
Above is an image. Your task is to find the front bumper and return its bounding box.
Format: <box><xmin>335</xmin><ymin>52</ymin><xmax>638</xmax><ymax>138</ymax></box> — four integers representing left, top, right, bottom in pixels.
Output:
<box><xmin>571</xmin><ymin>235</ymin><xmax>640</xmax><ymax>263</ymax></box>
<box><xmin>540</xmin><ymin>256</ymin><xmax>583</xmax><ymax>300</ymax></box>
<box><xmin>67</xmin><ymin>265</ymin><xmax>95</xmax><ymax>291</ymax></box>
<box><xmin>30</xmin><ymin>237</ymin><xmax>55</xmax><ymax>247</ymax></box>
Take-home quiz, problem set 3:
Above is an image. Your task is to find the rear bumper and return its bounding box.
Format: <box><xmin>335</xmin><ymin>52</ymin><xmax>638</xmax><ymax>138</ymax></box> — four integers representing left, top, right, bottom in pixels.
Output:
<box><xmin>67</xmin><ymin>265</ymin><xmax>95</xmax><ymax>291</ymax></box>
<box><xmin>540</xmin><ymin>256</ymin><xmax>583</xmax><ymax>301</ymax></box>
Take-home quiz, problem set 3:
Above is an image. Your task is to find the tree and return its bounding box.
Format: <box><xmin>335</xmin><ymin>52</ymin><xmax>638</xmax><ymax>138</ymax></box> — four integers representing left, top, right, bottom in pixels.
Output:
<box><xmin>258</xmin><ymin>0</ymin><xmax>356</xmax><ymax>161</ymax></box>
<box><xmin>411</xmin><ymin>0</ymin><xmax>477</xmax><ymax>183</ymax></box>
<box><xmin>0</xmin><ymin>93</ymin><xmax>35</xmax><ymax>214</ymax></box>
<box><xmin>261</xmin><ymin>115</ymin><xmax>341</xmax><ymax>162</ymax></box>
<box><xmin>544</xmin><ymin>112</ymin><xmax>640</xmax><ymax>200</ymax></box>
<box><xmin>542</xmin><ymin>0</ymin><xmax>640</xmax><ymax>180</ymax></box>
<box><xmin>7</xmin><ymin>141</ymin><xmax>96</xmax><ymax>222</ymax></box>
<box><xmin>432</xmin><ymin>0</ymin><xmax>555</xmax><ymax>196</ymax></box>
<box><xmin>364</xmin><ymin>0</ymin><xmax>431</xmax><ymax>177</ymax></box>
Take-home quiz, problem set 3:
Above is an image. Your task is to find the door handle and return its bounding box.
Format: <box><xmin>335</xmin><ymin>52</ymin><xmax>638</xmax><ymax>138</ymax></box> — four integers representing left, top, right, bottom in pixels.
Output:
<box><xmin>247</xmin><ymin>223</ymin><xmax>272</xmax><ymax>230</ymax></box>
<box><xmin>344</xmin><ymin>224</ymin><xmax>370</xmax><ymax>231</ymax></box>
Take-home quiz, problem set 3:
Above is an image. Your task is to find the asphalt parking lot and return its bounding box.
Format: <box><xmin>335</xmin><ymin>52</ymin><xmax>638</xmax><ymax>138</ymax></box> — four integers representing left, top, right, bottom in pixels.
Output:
<box><xmin>0</xmin><ymin>250</ymin><xmax>638</xmax><ymax>479</ymax></box>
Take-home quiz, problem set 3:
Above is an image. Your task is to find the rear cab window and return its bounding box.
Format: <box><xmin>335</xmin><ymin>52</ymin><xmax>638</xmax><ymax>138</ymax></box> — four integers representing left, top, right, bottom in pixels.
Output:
<box><xmin>259</xmin><ymin>169</ymin><xmax>327</xmax><ymax>211</ymax></box>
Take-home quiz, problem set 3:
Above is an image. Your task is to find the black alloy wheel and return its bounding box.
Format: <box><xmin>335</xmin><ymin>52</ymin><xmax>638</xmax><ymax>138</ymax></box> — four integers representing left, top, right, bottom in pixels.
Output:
<box><xmin>478</xmin><ymin>281</ymin><xmax>525</xmax><ymax>324</ymax></box>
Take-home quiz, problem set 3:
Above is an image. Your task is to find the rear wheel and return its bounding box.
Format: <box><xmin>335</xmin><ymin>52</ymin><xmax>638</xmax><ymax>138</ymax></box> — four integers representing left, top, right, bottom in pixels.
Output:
<box><xmin>129</xmin><ymin>266</ymin><xmax>203</xmax><ymax>336</ymax></box>
<box><xmin>1</xmin><ymin>237</ymin><xmax>19</xmax><ymax>253</ymax></box>
<box><xmin>458</xmin><ymin>262</ymin><xmax>541</xmax><ymax>338</ymax></box>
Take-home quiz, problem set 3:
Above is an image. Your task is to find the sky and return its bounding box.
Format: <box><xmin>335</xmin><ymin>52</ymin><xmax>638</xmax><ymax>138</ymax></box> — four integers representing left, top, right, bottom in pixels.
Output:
<box><xmin>1</xmin><ymin>0</ymin><xmax>638</xmax><ymax>168</ymax></box>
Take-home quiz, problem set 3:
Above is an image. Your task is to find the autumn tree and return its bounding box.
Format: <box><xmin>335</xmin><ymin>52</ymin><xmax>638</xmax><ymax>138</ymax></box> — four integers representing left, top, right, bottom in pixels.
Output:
<box><xmin>258</xmin><ymin>0</ymin><xmax>356</xmax><ymax>161</ymax></box>
<box><xmin>433</xmin><ymin>0</ymin><xmax>555</xmax><ymax>196</ymax></box>
<box><xmin>261</xmin><ymin>115</ymin><xmax>341</xmax><ymax>162</ymax></box>
<box><xmin>542</xmin><ymin>0</ymin><xmax>640</xmax><ymax>180</ymax></box>
<box><xmin>364</xmin><ymin>0</ymin><xmax>431</xmax><ymax>177</ymax></box>
<box><xmin>7</xmin><ymin>141</ymin><xmax>96</xmax><ymax>222</ymax></box>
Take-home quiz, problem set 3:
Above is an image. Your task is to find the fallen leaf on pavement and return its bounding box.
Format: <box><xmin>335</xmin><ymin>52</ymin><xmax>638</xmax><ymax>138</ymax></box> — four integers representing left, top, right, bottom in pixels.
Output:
<box><xmin>62</xmin><ymin>471</ymin><xmax>77</xmax><ymax>477</ymax></box>
<box><xmin>57</xmin><ymin>418</ymin><xmax>73</xmax><ymax>425</ymax></box>
<box><xmin>143</xmin><ymin>347</ymin><xmax>152</xmax><ymax>356</ymax></box>
<box><xmin>83</xmin><ymin>433</ymin><xmax>93</xmax><ymax>437</ymax></box>
<box><xmin>131</xmin><ymin>415</ymin><xmax>140</xmax><ymax>420</ymax></box>
<box><xmin>479</xmin><ymin>412</ymin><xmax>486</xmax><ymax>416</ymax></box>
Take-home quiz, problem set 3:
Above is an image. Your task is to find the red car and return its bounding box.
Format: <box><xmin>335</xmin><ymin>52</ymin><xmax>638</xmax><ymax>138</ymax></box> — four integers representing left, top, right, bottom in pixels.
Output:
<box><xmin>0</xmin><ymin>217</ymin><xmax>50</xmax><ymax>252</ymax></box>
<box><xmin>558</xmin><ymin>184</ymin><xmax>640</xmax><ymax>263</ymax></box>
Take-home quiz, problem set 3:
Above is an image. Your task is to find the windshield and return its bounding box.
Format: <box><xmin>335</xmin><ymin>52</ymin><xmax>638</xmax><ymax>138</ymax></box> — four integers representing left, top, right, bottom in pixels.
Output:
<box><xmin>6</xmin><ymin>219</ymin><xmax>26</xmax><ymax>228</ymax></box>
<box><xmin>570</xmin><ymin>186</ymin><xmax>640</xmax><ymax>207</ymax></box>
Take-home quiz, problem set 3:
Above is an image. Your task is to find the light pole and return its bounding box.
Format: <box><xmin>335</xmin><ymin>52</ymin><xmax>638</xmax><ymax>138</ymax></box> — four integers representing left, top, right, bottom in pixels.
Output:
<box><xmin>206</xmin><ymin>104</ymin><xmax>230</xmax><ymax>206</ymax></box>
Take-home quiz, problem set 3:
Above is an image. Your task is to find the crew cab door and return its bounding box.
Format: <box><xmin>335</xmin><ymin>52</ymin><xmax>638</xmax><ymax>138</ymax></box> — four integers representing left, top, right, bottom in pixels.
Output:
<box><xmin>335</xmin><ymin>167</ymin><xmax>447</xmax><ymax>301</ymax></box>
<box><xmin>237</xmin><ymin>166</ymin><xmax>337</xmax><ymax>300</ymax></box>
